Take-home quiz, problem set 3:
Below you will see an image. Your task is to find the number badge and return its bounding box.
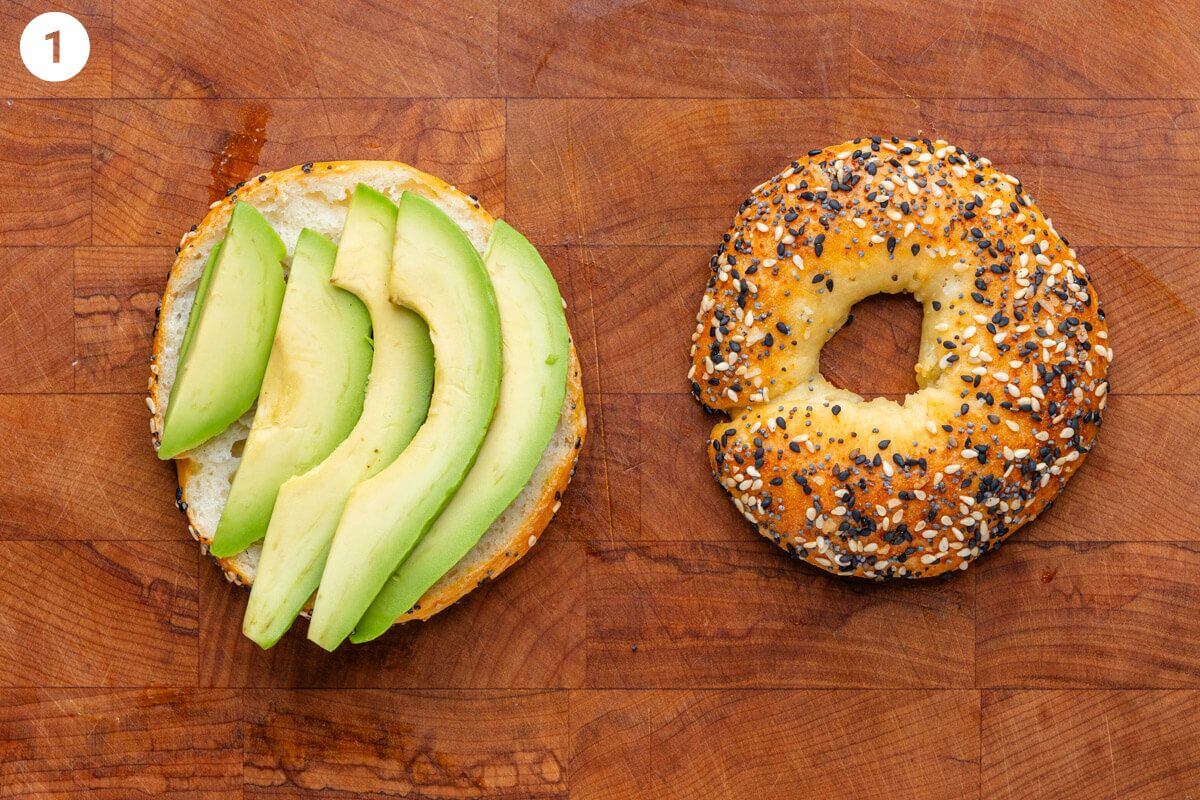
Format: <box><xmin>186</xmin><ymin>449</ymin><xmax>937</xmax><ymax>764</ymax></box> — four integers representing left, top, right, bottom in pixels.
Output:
<box><xmin>20</xmin><ymin>12</ymin><xmax>90</xmax><ymax>83</ymax></box>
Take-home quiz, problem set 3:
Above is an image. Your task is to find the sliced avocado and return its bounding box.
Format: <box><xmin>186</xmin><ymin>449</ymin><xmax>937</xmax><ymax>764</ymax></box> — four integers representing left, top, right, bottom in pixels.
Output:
<box><xmin>210</xmin><ymin>229</ymin><xmax>373</xmax><ymax>558</ymax></box>
<box><xmin>178</xmin><ymin>241</ymin><xmax>221</xmax><ymax>363</ymax></box>
<box><xmin>159</xmin><ymin>203</ymin><xmax>286</xmax><ymax>459</ymax></box>
<box><xmin>350</xmin><ymin>221</ymin><xmax>569</xmax><ymax>642</ymax></box>
<box><xmin>242</xmin><ymin>185</ymin><xmax>434</xmax><ymax>649</ymax></box>
<box><xmin>306</xmin><ymin>192</ymin><xmax>502</xmax><ymax>650</ymax></box>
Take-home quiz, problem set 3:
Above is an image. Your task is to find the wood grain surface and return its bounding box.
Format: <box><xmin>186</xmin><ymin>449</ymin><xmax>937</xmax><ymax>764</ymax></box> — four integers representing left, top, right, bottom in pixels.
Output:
<box><xmin>1</xmin><ymin>1</ymin><xmax>1198</xmax><ymax>798</ymax></box>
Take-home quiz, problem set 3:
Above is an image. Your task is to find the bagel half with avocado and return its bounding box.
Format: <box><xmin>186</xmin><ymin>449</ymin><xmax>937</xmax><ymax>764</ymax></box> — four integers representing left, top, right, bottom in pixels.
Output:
<box><xmin>149</xmin><ymin>161</ymin><xmax>586</xmax><ymax>640</ymax></box>
<box><xmin>690</xmin><ymin>137</ymin><xmax>1110</xmax><ymax>579</ymax></box>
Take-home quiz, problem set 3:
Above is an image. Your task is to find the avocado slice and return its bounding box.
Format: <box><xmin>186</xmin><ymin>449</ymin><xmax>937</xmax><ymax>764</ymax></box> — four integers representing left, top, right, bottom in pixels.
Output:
<box><xmin>159</xmin><ymin>202</ymin><xmax>286</xmax><ymax>459</ymax></box>
<box><xmin>210</xmin><ymin>229</ymin><xmax>373</xmax><ymax>558</ymax></box>
<box><xmin>350</xmin><ymin>221</ymin><xmax>569</xmax><ymax>642</ymax></box>
<box><xmin>178</xmin><ymin>242</ymin><xmax>221</xmax><ymax>363</ymax></box>
<box><xmin>242</xmin><ymin>185</ymin><xmax>434</xmax><ymax>648</ymax></box>
<box><xmin>306</xmin><ymin>192</ymin><xmax>502</xmax><ymax>651</ymax></box>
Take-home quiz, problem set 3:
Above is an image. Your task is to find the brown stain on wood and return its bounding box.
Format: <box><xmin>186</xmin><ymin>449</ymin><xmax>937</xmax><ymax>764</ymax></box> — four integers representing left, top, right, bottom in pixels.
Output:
<box><xmin>208</xmin><ymin>105</ymin><xmax>271</xmax><ymax>203</ymax></box>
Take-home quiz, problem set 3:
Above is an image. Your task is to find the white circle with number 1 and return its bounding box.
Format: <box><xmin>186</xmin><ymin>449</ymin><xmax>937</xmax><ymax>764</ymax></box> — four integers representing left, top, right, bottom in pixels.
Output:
<box><xmin>20</xmin><ymin>12</ymin><xmax>90</xmax><ymax>82</ymax></box>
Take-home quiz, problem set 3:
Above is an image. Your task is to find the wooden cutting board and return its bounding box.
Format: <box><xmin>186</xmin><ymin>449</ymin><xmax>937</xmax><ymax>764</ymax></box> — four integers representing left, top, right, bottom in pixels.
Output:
<box><xmin>1</xmin><ymin>1</ymin><xmax>1198</xmax><ymax>797</ymax></box>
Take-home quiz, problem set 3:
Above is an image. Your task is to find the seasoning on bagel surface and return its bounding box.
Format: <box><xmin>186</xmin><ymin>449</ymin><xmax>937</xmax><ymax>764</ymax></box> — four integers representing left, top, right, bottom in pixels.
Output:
<box><xmin>688</xmin><ymin>137</ymin><xmax>1111</xmax><ymax>579</ymax></box>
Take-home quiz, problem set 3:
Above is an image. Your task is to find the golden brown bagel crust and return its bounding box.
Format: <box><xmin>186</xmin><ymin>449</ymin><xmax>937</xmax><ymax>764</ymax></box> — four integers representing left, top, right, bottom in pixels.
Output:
<box><xmin>689</xmin><ymin>137</ymin><xmax>1111</xmax><ymax>579</ymax></box>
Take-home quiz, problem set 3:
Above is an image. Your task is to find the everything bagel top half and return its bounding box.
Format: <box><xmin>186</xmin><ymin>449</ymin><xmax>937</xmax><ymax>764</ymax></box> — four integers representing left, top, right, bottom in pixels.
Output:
<box><xmin>688</xmin><ymin>137</ymin><xmax>1111</xmax><ymax>579</ymax></box>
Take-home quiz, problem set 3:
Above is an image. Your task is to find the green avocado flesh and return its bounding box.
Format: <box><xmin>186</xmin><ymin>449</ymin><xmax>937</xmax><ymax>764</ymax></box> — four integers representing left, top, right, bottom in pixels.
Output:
<box><xmin>306</xmin><ymin>192</ymin><xmax>502</xmax><ymax>651</ymax></box>
<box><xmin>178</xmin><ymin>242</ymin><xmax>221</xmax><ymax>362</ymax></box>
<box><xmin>209</xmin><ymin>229</ymin><xmax>373</xmax><ymax>558</ymax></box>
<box><xmin>159</xmin><ymin>203</ymin><xmax>286</xmax><ymax>460</ymax></box>
<box><xmin>242</xmin><ymin>185</ymin><xmax>434</xmax><ymax>649</ymax></box>
<box><xmin>350</xmin><ymin>220</ymin><xmax>569</xmax><ymax>642</ymax></box>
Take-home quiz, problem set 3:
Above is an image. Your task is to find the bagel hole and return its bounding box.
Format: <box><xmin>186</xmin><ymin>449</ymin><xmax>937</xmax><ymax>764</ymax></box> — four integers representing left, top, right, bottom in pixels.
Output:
<box><xmin>820</xmin><ymin>292</ymin><xmax>923</xmax><ymax>400</ymax></box>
